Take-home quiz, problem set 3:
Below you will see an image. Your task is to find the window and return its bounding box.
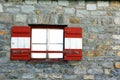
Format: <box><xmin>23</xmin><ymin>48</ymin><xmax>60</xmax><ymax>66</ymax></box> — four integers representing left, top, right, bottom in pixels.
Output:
<box><xmin>31</xmin><ymin>28</ymin><xmax>64</xmax><ymax>59</ymax></box>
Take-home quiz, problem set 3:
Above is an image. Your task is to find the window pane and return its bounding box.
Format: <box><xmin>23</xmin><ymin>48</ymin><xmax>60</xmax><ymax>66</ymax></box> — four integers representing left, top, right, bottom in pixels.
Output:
<box><xmin>32</xmin><ymin>44</ymin><xmax>46</xmax><ymax>51</ymax></box>
<box><xmin>11</xmin><ymin>37</ymin><xmax>18</xmax><ymax>48</ymax></box>
<box><xmin>48</xmin><ymin>29</ymin><xmax>63</xmax><ymax>43</ymax></box>
<box><xmin>48</xmin><ymin>53</ymin><xmax>63</xmax><ymax>58</ymax></box>
<box><xmin>31</xmin><ymin>53</ymin><xmax>46</xmax><ymax>58</ymax></box>
<box><xmin>32</xmin><ymin>29</ymin><xmax>47</xmax><ymax>43</ymax></box>
<box><xmin>48</xmin><ymin>44</ymin><xmax>63</xmax><ymax>51</ymax></box>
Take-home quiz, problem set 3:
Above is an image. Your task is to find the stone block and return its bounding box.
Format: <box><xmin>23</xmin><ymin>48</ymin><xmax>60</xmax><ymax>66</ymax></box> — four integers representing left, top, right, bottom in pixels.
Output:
<box><xmin>14</xmin><ymin>14</ymin><xmax>27</xmax><ymax>23</ymax></box>
<box><xmin>63</xmin><ymin>75</ymin><xmax>77</xmax><ymax>80</ymax></box>
<box><xmin>112</xmin><ymin>45</ymin><xmax>120</xmax><ymax>50</ymax></box>
<box><xmin>5</xmin><ymin>7</ymin><xmax>20</xmax><ymax>13</ymax></box>
<box><xmin>112</xmin><ymin>35</ymin><xmax>120</xmax><ymax>40</ymax></box>
<box><xmin>74</xmin><ymin>66</ymin><xmax>87</xmax><ymax>75</ymax></box>
<box><xmin>115</xmin><ymin>12</ymin><xmax>120</xmax><ymax>16</ymax></box>
<box><xmin>64</xmin><ymin>8</ymin><xmax>75</xmax><ymax>14</ymax></box>
<box><xmin>115</xmin><ymin>62</ymin><xmax>120</xmax><ymax>68</ymax></box>
<box><xmin>84</xmin><ymin>75</ymin><xmax>94</xmax><ymax>80</ymax></box>
<box><xmin>0</xmin><ymin>30</ymin><xmax>8</xmax><ymax>35</ymax></box>
<box><xmin>97</xmin><ymin>1</ymin><xmax>109</xmax><ymax>7</ymax></box>
<box><xmin>87</xmin><ymin>68</ymin><xmax>103</xmax><ymax>74</ymax></box>
<box><xmin>0</xmin><ymin>3</ymin><xmax>3</xmax><ymax>12</ymax></box>
<box><xmin>117</xmin><ymin>51</ymin><xmax>120</xmax><ymax>56</ymax></box>
<box><xmin>76</xmin><ymin>10</ymin><xmax>89</xmax><ymax>17</ymax></box>
<box><xmin>25</xmin><ymin>0</ymin><xmax>37</xmax><ymax>4</ymax></box>
<box><xmin>39</xmin><ymin>0</ymin><xmax>51</xmax><ymax>5</ymax></box>
<box><xmin>58</xmin><ymin>0</ymin><xmax>69</xmax><ymax>6</ymax></box>
<box><xmin>110</xmin><ymin>1</ymin><xmax>120</xmax><ymax>7</ymax></box>
<box><xmin>78</xmin><ymin>0</ymin><xmax>85</xmax><ymax>6</ymax></box>
<box><xmin>87</xmin><ymin>4</ymin><xmax>96</xmax><ymax>10</ymax></box>
<box><xmin>21</xmin><ymin>5</ymin><xmax>35</xmax><ymax>13</ymax></box>
<box><xmin>114</xmin><ymin>17</ymin><xmax>120</xmax><ymax>25</ymax></box>
<box><xmin>69</xmin><ymin>17</ymin><xmax>80</xmax><ymax>24</ymax></box>
<box><xmin>8</xmin><ymin>0</ymin><xmax>23</xmax><ymax>2</ymax></box>
<box><xmin>91</xmin><ymin>11</ymin><xmax>106</xmax><ymax>16</ymax></box>
<box><xmin>0</xmin><ymin>13</ymin><xmax>12</xmax><ymax>23</ymax></box>
<box><xmin>86</xmin><ymin>50</ymin><xmax>104</xmax><ymax>57</ymax></box>
<box><xmin>28</xmin><ymin>15</ymin><xmax>37</xmax><ymax>24</ymax></box>
<box><xmin>104</xmin><ymin>69</ymin><xmax>111</xmax><ymax>74</ymax></box>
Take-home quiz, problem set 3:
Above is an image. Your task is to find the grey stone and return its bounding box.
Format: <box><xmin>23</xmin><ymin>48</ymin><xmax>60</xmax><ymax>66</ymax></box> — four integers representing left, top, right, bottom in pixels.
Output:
<box><xmin>91</xmin><ymin>11</ymin><xmax>107</xmax><ymax>16</ymax></box>
<box><xmin>74</xmin><ymin>66</ymin><xmax>87</xmax><ymax>74</ymax></box>
<box><xmin>58</xmin><ymin>0</ymin><xmax>69</xmax><ymax>6</ymax></box>
<box><xmin>14</xmin><ymin>14</ymin><xmax>27</xmax><ymax>23</ymax></box>
<box><xmin>97</xmin><ymin>1</ymin><xmax>109</xmax><ymax>7</ymax></box>
<box><xmin>87</xmin><ymin>26</ymin><xmax>104</xmax><ymax>33</ymax></box>
<box><xmin>101</xmin><ymin>62</ymin><xmax>113</xmax><ymax>68</ymax></box>
<box><xmin>28</xmin><ymin>15</ymin><xmax>37</xmax><ymax>24</ymax></box>
<box><xmin>0</xmin><ymin>3</ymin><xmax>3</xmax><ymax>12</ymax></box>
<box><xmin>5</xmin><ymin>7</ymin><xmax>20</xmax><ymax>13</ymax></box>
<box><xmin>22</xmin><ymin>73</ymin><xmax>35</xmax><ymax>79</ymax></box>
<box><xmin>111</xmin><ymin>69</ymin><xmax>120</xmax><ymax>77</ymax></box>
<box><xmin>87</xmin><ymin>68</ymin><xmax>103</xmax><ymax>74</ymax></box>
<box><xmin>21</xmin><ymin>5</ymin><xmax>35</xmax><ymax>13</ymax></box>
<box><xmin>64</xmin><ymin>8</ymin><xmax>75</xmax><ymax>14</ymax></box>
<box><xmin>115</xmin><ymin>12</ymin><xmax>120</xmax><ymax>16</ymax></box>
<box><xmin>87</xmin><ymin>4</ymin><xmax>96</xmax><ymax>10</ymax></box>
<box><xmin>25</xmin><ymin>0</ymin><xmax>37</xmax><ymax>4</ymax></box>
<box><xmin>114</xmin><ymin>17</ymin><xmax>120</xmax><ymax>25</ymax></box>
<box><xmin>63</xmin><ymin>75</ymin><xmax>77</xmax><ymax>79</ymax></box>
<box><xmin>0</xmin><ymin>13</ymin><xmax>13</xmax><ymax>23</ymax></box>
<box><xmin>76</xmin><ymin>10</ymin><xmax>89</xmax><ymax>17</ymax></box>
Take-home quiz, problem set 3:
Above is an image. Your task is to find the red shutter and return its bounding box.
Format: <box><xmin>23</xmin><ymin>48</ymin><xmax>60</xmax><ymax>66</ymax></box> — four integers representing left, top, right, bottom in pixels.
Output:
<box><xmin>11</xmin><ymin>26</ymin><xmax>31</xmax><ymax>60</ymax></box>
<box><xmin>64</xmin><ymin>27</ymin><xmax>82</xmax><ymax>60</ymax></box>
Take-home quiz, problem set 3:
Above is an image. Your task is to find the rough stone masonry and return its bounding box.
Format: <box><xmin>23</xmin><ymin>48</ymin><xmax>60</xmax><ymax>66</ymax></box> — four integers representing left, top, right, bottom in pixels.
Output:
<box><xmin>0</xmin><ymin>0</ymin><xmax>120</xmax><ymax>80</ymax></box>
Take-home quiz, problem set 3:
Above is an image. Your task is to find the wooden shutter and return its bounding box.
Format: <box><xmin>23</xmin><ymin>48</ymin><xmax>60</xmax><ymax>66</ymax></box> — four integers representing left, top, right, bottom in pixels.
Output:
<box><xmin>64</xmin><ymin>27</ymin><xmax>82</xmax><ymax>60</ymax></box>
<box><xmin>11</xmin><ymin>26</ymin><xmax>31</xmax><ymax>60</ymax></box>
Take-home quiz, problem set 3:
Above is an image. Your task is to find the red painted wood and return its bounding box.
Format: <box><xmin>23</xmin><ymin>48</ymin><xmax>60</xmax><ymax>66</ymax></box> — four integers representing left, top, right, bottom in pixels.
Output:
<box><xmin>64</xmin><ymin>27</ymin><xmax>82</xmax><ymax>60</ymax></box>
<box><xmin>65</xmin><ymin>27</ymin><xmax>82</xmax><ymax>38</ymax></box>
<box><xmin>12</xmin><ymin>26</ymin><xmax>31</xmax><ymax>37</ymax></box>
<box><xmin>11</xmin><ymin>26</ymin><xmax>31</xmax><ymax>60</ymax></box>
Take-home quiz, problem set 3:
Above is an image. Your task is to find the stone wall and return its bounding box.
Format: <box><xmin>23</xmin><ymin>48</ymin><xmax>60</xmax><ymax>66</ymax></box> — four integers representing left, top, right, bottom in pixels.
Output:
<box><xmin>0</xmin><ymin>0</ymin><xmax>120</xmax><ymax>80</ymax></box>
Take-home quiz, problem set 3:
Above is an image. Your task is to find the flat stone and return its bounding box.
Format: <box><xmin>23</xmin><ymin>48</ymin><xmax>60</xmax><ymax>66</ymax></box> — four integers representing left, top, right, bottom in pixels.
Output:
<box><xmin>0</xmin><ymin>13</ymin><xmax>12</xmax><ymax>23</ymax></box>
<box><xmin>87</xmin><ymin>68</ymin><xmax>103</xmax><ymax>74</ymax></box>
<box><xmin>28</xmin><ymin>15</ymin><xmax>37</xmax><ymax>24</ymax></box>
<box><xmin>25</xmin><ymin>0</ymin><xmax>37</xmax><ymax>4</ymax></box>
<box><xmin>58</xmin><ymin>0</ymin><xmax>69</xmax><ymax>6</ymax></box>
<box><xmin>0</xmin><ymin>3</ymin><xmax>3</xmax><ymax>12</ymax></box>
<box><xmin>114</xmin><ymin>17</ymin><xmax>120</xmax><ymax>25</ymax></box>
<box><xmin>22</xmin><ymin>73</ymin><xmax>35</xmax><ymax>79</ymax></box>
<box><xmin>63</xmin><ymin>75</ymin><xmax>77</xmax><ymax>79</ymax></box>
<box><xmin>39</xmin><ymin>0</ymin><xmax>51</xmax><ymax>5</ymax></box>
<box><xmin>112</xmin><ymin>35</ymin><xmax>120</xmax><ymax>40</ymax></box>
<box><xmin>97</xmin><ymin>1</ymin><xmax>109</xmax><ymax>7</ymax></box>
<box><xmin>21</xmin><ymin>5</ymin><xmax>35</xmax><ymax>13</ymax></box>
<box><xmin>117</xmin><ymin>51</ymin><xmax>120</xmax><ymax>56</ymax></box>
<box><xmin>110</xmin><ymin>1</ymin><xmax>120</xmax><ymax>7</ymax></box>
<box><xmin>8</xmin><ymin>0</ymin><xmax>23</xmax><ymax>2</ymax></box>
<box><xmin>115</xmin><ymin>12</ymin><xmax>120</xmax><ymax>16</ymax></box>
<box><xmin>104</xmin><ymin>69</ymin><xmax>111</xmax><ymax>74</ymax></box>
<box><xmin>84</xmin><ymin>75</ymin><xmax>94</xmax><ymax>79</ymax></box>
<box><xmin>91</xmin><ymin>11</ymin><xmax>106</xmax><ymax>16</ymax></box>
<box><xmin>69</xmin><ymin>18</ymin><xmax>80</xmax><ymax>23</ymax></box>
<box><xmin>115</xmin><ymin>62</ymin><xmax>120</xmax><ymax>68</ymax></box>
<box><xmin>78</xmin><ymin>0</ymin><xmax>85</xmax><ymax>6</ymax></box>
<box><xmin>76</xmin><ymin>10</ymin><xmax>89</xmax><ymax>17</ymax></box>
<box><xmin>64</xmin><ymin>8</ymin><xmax>75</xmax><ymax>14</ymax></box>
<box><xmin>87</xmin><ymin>4</ymin><xmax>96</xmax><ymax>10</ymax></box>
<box><xmin>112</xmin><ymin>45</ymin><xmax>120</xmax><ymax>50</ymax></box>
<box><xmin>5</xmin><ymin>7</ymin><xmax>20</xmax><ymax>13</ymax></box>
<box><xmin>15</xmin><ymin>14</ymin><xmax>27</xmax><ymax>23</ymax></box>
<box><xmin>74</xmin><ymin>66</ymin><xmax>87</xmax><ymax>74</ymax></box>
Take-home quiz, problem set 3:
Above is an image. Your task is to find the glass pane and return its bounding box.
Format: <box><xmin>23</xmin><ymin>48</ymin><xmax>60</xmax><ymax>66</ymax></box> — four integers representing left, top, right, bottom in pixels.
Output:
<box><xmin>48</xmin><ymin>53</ymin><xmax>63</xmax><ymax>58</ymax></box>
<box><xmin>31</xmin><ymin>53</ymin><xmax>46</xmax><ymax>58</ymax></box>
<box><xmin>48</xmin><ymin>44</ymin><xmax>63</xmax><ymax>51</ymax></box>
<box><xmin>32</xmin><ymin>44</ymin><xmax>46</xmax><ymax>51</ymax></box>
<box><xmin>32</xmin><ymin>29</ymin><xmax>47</xmax><ymax>43</ymax></box>
<box><xmin>48</xmin><ymin>29</ymin><xmax>63</xmax><ymax>43</ymax></box>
